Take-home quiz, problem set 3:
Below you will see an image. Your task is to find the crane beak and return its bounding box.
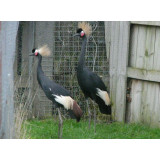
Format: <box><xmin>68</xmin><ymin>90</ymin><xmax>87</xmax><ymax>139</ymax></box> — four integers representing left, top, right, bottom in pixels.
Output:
<box><xmin>73</xmin><ymin>33</ymin><xmax>80</xmax><ymax>37</ymax></box>
<box><xmin>29</xmin><ymin>53</ymin><xmax>35</xmax><ymax>56</ymax></box>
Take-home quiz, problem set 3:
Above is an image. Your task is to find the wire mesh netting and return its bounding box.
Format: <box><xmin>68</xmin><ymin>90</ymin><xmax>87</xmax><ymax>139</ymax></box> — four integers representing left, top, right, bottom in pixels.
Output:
<box><xmin>14</xmin><ymin>21</ymin><xmax>109</xmax><ymax>120</ymax></box>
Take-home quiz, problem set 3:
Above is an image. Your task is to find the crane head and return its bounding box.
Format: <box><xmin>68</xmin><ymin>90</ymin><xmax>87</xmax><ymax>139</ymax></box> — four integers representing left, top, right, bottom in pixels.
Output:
<box><xmin>30</xmin><ymin>48</ymin><xmax>39</xmax><ymax>56</ymax></box>
<box><xmin>29</xmin><ymin>45</ymin><xmax>51</xmax><ymax>57</ymax></box>
<box><xmin>73</xmin><ymin>22</ymin><xmax>92</xmax><ymax>38</ymax></box>
<box><xmin>73</xmin><ymin>28</ymin><xmax>85</xmax><ymax>38</ymax></box>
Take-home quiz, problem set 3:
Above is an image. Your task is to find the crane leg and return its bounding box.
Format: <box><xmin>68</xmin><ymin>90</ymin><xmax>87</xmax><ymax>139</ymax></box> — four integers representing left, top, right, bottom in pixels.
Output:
<box><xmin>57</xmin><ymin>108</ymin><xmax>63</xmax><ymax>139</ymax></box>
<box><xmin>86</xmin><ymin>99</ymin><xmax>91</xmax><ymax>129</ymax></box>
<box><xmin>92</xmin><ymin>101</ymin><xmax>96</xmax><ymax>133</ymax></box>
<box><xmin>52</xmin><ymin>106</ymin><xmax>55</xmax><ymax>116</ymax></box>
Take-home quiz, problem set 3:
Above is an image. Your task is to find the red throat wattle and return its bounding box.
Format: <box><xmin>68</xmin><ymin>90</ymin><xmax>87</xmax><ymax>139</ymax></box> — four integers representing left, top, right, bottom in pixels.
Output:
<box><xmin>35</xmin><ymin>52</ymin><xmax>38</xmax><ymax>56</ymax></box>
<box><xmin>81</xmin><ymin>32</ymin><xmax>85</xmax><ymax>37</ymax></box>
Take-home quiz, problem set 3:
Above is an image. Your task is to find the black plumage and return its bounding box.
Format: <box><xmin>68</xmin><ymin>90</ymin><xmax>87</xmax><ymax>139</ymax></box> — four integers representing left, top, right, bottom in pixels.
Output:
<box><xmin>30</xmin><ymin>46</ymin><xmax>83</xmax><ymax>122</ymax></box>
<box><xmin>75</xmin><ymin>22</ymin><xmax>111</xmax><ymax>115</ymax></box>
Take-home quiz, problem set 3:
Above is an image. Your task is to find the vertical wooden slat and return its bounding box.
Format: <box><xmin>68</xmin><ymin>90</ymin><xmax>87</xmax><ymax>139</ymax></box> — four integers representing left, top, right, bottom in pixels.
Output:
<box><xmin>153</xmin><ymin>28</ymin><xmax>160</xmax><ymax>70</ymax></box>
<box><xmin>135</xmin><ymin>25</ymin><xmax>146</xmax><ymax>69</ymax></box>
<box><xmin>108</xmin><ymin>21</ymin><xmax>130</xmax><ymax>121</ymax></box>
<box><xmin>145</xmin><ymin>27</ymin><xmax>156</xmax><ymax>70</ymax></box>
<box><xmin>0</xmin><ymin>22</ymin><xmax>19</xmax><ymax>138</ymax></box>
<box><xmin>108</xmin><ymin>22</ymin><xmax>119</xmax><ymax>120</ymax></box>
<box><xmin>129</xmin><ymin>80</ymin><xmax>142</xmax><ymax>122</ymax></box>
<box><xmin>129</xmin><ymin>25</ymin><xmax>139</xmax><ymax>67</ymax></box>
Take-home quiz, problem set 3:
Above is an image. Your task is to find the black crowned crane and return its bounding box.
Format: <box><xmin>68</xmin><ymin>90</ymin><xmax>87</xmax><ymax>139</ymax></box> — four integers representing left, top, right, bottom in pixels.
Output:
<box><xmin>74</xmin><ymin>22</ymin><xmax>111</xmax><ymax>129</ymax></box>
<box><xmin>29</xmin><ymin>45</ymin><xmax>83</xmax><ymax>138</ymax></box>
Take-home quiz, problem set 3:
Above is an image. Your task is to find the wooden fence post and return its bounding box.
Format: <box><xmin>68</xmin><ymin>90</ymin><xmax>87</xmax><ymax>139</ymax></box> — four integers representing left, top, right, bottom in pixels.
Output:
<box><xmin>0</xmin><ymin>21</ymin><xmax>19</xmax><ymax>138</ymax></box>
<box><xmin>105</xmin><ymin>21</ymin><xmax>130</xmax><ymax>122</ymax></box>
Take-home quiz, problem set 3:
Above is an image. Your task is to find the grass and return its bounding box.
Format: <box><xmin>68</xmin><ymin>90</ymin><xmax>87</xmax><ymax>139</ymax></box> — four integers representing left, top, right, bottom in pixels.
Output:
<box><xmin>24</xmin><ymin>118</ymin><xmax>160</xmax><ymax>139</ymax></box>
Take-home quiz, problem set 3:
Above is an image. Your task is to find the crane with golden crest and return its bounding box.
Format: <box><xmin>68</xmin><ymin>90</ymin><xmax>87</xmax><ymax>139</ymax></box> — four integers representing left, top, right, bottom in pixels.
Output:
<box><xmin>74</xmin><ymin>22</ymin><xmax>111</xmax><ymax>130</ymax></box>
<box><xmin>30</xmin><ymin>45</ymin><xmax>83</xmax><ymax>138</ymax></box>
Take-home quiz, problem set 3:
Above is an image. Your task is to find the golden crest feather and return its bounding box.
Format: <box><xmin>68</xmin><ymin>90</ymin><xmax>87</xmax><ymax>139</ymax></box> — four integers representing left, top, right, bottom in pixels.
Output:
<box><xmin>78</xmin><ymin>22</ymin><xmax>92</xmax><ymax>37</ymax></box>
<box><xmin>38</xmin><ymin>45</ymin><xmax>51</xmax><ymax>57</ymax></box>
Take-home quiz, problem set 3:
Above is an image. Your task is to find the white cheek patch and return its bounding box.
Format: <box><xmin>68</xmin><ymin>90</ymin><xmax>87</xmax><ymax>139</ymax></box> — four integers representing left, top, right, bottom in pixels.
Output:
<box><xmin>54</xmin><ymin>95</ymin><xmax>74</xmax><ymax>110</ymax></box>
<box><xmin>96</xmin><ymin>88</ymin><xmax>111</xmax><ymax>106</ymax></box>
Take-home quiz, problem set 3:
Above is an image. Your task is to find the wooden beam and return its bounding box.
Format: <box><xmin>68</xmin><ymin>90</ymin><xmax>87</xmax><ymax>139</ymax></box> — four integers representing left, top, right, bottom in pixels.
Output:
<box><xmin>127</xmin><ymin>67</ymin><xmax>160</xmax><ymax>83</ymax></box>
<box><xmin>0</xmin><ymin>22</ymin><xmax>19</xmax><ymax>138</ymax></box>
<box><xmin>131</xmin><ymin>21</ymin><xmax>160</xmax><ymax>27</ymax></box>
<box><xmin>106</xmin><ymin>21</ymin><xmax>130</xmax><ymax>122</ymax></box>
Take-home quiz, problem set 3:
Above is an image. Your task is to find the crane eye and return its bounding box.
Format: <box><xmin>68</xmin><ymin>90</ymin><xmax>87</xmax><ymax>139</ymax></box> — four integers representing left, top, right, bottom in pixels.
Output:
<box><xmin>80</xmin><ymin>31</ymin><xmax>85</xmax><ymax>37</ymax></box>
<box><xmin>32</xmin><ymin>48</ymin><xmax>36</xmax><ymax>53</ymax></box>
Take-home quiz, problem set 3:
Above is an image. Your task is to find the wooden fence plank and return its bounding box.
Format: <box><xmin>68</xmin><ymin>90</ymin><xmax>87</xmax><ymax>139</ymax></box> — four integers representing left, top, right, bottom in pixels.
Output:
<box><xmin>145</xmin><ymin>27</ymin><xmax>156</xmax><ymax>70</ymax></box>
<box><xmin>108</xmin><ymin>21</ymin><xmax>130</xmax><ymax>121</ymax></box>
<box><xmin>105</xmin><ymin>21</ymin><xmax>117</xmax><ymax>119</ymax></box>
<box><xmin>131</xmin><ymin>21</ymin><xmax>160</xmax><ymax>27</ymax></box>
<box><xmin>150</xmin><ymin>83</ymin><xmax>157</xmax><ymax>126</ymax></box>
<box><xmin>153</xmin><ymin>28</ymin><xmax>160</xmax><ymax>71</ymax></box>
<box><xmin>135</xmin><ymin>25</ymin><xmax>146</xmax><ymax>69</ymax></box>
<box><xmin>127</xmin><ymin>67</ymin><xmax>160</xmax><ymax>83</ymax></box>
<box><xmin>130</xmin><ymin>80</ymin><xmax>142</xmax><ymax>122</ymax></box>
<box><xmin>108</xmin><ymin>22</ymin><xmax>119</xmax><ymax>120</ymax></box>
<box><xmin>0</xmin><ymin>22</ymin><xmax>19</xmax><ymax>138</ymax></box>
<box><xmin>129</xmin><ymin>24</ymin><xmax>139</xmax><ymax>67</ymax></box>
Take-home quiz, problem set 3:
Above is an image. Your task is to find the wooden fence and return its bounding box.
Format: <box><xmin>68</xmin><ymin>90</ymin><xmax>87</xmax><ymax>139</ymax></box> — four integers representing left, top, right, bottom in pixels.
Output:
<box><xmin>105</xmin><ymin>21</ymin><xmax>160</xmax><ymax>127</ymax></box>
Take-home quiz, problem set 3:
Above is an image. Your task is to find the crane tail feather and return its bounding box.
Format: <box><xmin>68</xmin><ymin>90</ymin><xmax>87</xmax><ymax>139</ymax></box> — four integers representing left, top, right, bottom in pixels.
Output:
<box><xmin>68</xmin><ymin>101</ymin><xmax>83</xmax><ymax>122</ymax></box>
<box><xmin>95</xmin><ymin>97</ymin><xmax>111</xmax><ymax>115</ymax></box>
<box><xmin>99</xmin><ymin>104</ymin><xmax>111</xmax><ymax>115</ymax></box>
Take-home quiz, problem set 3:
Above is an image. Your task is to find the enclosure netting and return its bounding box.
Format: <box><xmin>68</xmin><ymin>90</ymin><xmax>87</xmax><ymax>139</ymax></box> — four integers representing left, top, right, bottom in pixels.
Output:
<box><xmin>14</xmin><ymin>21</ymin><xmax>109</xmax><ymax>120</ymax></box>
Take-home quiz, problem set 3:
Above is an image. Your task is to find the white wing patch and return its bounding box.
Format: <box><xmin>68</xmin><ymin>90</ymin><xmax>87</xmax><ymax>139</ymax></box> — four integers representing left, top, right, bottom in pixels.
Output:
<box><xmin>54</xmin><ymin>95</ymin><xmax>74</xmax><ymax>110</ymax></box>
<box><xmin>96</xmin><ymin>88</ymin><xmax>111</xmax><ymax>106</ymax></box>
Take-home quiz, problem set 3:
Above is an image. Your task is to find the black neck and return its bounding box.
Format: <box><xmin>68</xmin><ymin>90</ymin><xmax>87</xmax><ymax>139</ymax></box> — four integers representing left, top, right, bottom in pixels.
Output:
<box><xmin>37</xmin><ymin>55</ymin><xmax>44</xmax><ymax>86</ymax></box>
<box><xmin>37</xmin><ymin>55</ymin><xmax>43</xmax><ymax>71</ymax></box>
<box><xmin>78</xmin><ymin>36</ymin><xmax>87</xmax><ymax>71</ymax></box>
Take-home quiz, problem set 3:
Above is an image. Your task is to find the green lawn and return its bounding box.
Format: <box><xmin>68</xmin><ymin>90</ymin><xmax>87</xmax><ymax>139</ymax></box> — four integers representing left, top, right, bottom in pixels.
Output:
<box><xmin>24</xmin><ymin>118</ymin><xmax>160</xmax><ymax>139</ymax></box>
